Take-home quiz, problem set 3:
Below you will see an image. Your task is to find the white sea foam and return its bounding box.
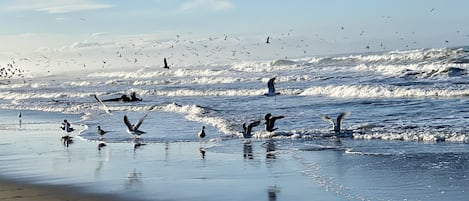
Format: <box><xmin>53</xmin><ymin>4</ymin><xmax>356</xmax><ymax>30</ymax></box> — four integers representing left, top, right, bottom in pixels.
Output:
<box><xmin>300</xmin><ymin>84</ymin><xmax>469</xmax><ymax>98</ymax></box>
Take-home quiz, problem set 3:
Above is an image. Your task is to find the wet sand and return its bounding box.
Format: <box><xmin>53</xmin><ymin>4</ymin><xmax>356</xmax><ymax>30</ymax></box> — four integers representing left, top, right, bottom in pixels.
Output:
<box><xmin>0</xmin><ymin>109</ymin><xmax>344</xmax><ymax>201</ymax></box>
<box><xmin>0</xmin><ymin>179</ymin><xmax>119</xmax><ymax>201</ymax></box>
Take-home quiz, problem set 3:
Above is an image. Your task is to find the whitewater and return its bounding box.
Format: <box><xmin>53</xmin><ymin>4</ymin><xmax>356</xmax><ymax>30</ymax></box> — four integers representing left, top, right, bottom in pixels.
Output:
<box><xmin>1</xmin><ymin>35</ymin><xmax>469</xmax><ymax>200</ymax></box>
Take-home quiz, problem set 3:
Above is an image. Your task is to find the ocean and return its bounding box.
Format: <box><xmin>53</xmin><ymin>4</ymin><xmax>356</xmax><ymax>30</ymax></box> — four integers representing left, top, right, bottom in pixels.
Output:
<box><xmin>1</xmin><ymin>37</ymin><xmax>469</xmax><ymax>200</ymax></box>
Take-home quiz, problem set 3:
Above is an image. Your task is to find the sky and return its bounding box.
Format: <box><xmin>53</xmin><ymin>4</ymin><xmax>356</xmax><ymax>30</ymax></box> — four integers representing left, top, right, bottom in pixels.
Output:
<box><xmin>0</xmin><ymin>0</ymin><xmax>468</xmax><ymax>53</ymax></box>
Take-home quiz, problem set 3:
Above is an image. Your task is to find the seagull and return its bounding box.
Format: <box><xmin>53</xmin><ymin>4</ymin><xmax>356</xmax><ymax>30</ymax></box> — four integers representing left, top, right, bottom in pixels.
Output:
<box><xmin>198</xmin><ymin>126</ymin><xmax>206</xmax><ymax>140</ymax></box>
<box><xmin>61</xmin><ymin>119</ymin><xmax>74</xmax><ymax>133</ymax></box>
<box><xmin>97</xmin><ymin>126</ymin><xmax>108</xmax><ymax>136</ymax></box>
<box><xmin>124</xmin><ymin>114</ymin><xmax>148</xmax><ymax>137</ymax></box>
<box><xmin>265</xmin><ymin>113</ymin><xmax>284</xmax><ymax>132</ymax></box>
<box><xmin>163</xmin><ymin>57</ymin><xmax>169</xmax><ymax>69</ymax></box>
<box><xmin>18</xmin><ymin>112</ymin><xmax>22</xmax><ymax>128</ymax></box>
<box><xmin>264</xmin><ymin>77</ymin><xmax>280</xmax><ymax>96</ymax></box>
<box><xmin>321</xmin><ymin>112</ymin><xmax>351</xmax><ymax>134</ymax></box>
<box><xmin>242</xmin><ymin>121</ymin><xmax>261</xmax><ymax>138</ymax></box>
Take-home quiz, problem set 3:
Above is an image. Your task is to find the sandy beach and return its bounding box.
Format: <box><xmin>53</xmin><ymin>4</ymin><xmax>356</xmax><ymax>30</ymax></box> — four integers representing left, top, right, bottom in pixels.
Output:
<box><xmin>0</xmin><ymin>179</ymin><xmax>121</xmax><ymax>201</ymax></box>
<box><xmin>1</xmin><ymin>108</ymin><xmax>469</xmax><ymax>200</ymax></box>
<box><xmin>0</xmin><ymin>109</ymin><xmax>346</xmax><ymax>201</ymax></box>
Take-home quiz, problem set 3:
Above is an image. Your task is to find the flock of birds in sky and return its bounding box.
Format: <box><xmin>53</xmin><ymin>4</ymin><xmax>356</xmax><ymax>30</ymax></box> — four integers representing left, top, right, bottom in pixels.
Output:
<box><xmin>5</xmin><ymin>7</ymin><xmax>465</xmax><ymax>154</ymax></box>
<box><xmin>0</xmin><ymin>63</ymin><xmax>26</xmax><ymax>84</ymax></box>
<box><xmin>1</xmin><ymin>9</ymin><xmax>465</xmax><ymax>86</ymax></box>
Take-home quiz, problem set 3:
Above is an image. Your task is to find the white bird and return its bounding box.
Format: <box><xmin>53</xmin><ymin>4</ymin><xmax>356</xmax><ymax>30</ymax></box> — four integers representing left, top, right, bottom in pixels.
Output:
<box><xmin>124</xmin><ymin>114</ymin><xmax>148</xmax><ymax>137</ymax></box>
<box><xmin>264</xmin><ymin>77</ymin><xmax>280</xmax><ymax>96</ymax></box>
<box><xmin>198</xmin><ymin>126</ymin><xmax>206</xmax><ymax>139</ymax></box>
<box><xmin>321</xmin><ymin>112</ymin><xmax>351</xmax><ymax>134</ymax></box>
<box><xmin>242</xmin><ymin>121</ymin><xmax>261</xmax><ymax>138</ymax></box>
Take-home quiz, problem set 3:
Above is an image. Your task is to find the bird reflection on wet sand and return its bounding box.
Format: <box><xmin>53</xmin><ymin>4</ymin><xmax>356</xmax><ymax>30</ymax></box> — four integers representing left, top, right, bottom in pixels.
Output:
<box><xmin>264</xmin><ymin>140</ymin><xmax>276</xmax><ymax>159</ymax></box>
<box><xmin>125</xmin><ymin>168</ymin><xmax>143</xmax><ymax>190</ymax></box>
<box><xmin>243</xmin><ymin>141</ymin><xmax>254</xmax><ymax>159</ymax></box>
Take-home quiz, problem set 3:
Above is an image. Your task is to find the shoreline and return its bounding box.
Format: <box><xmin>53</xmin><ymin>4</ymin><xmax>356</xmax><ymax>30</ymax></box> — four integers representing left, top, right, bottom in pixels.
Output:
<box><xmin>0</xmin><ymin>109</ymin><xmax>342</xmax><ymax>201</ymax></box>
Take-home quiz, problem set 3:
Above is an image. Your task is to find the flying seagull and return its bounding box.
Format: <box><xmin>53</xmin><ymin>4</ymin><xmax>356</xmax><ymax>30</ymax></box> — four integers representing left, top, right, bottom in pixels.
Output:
<box><xmin>242</xmin><ymin>120</ymin><xmax>261</xmax><ymax>138</ymax></box>
<box><xmin>124</xmin><ymin>114</ymin><xmax>148</xmax><ymax>137</ymax></box>
<box><xmin>265</xmin><ymin>113</ymin><xmax>284</xmax><ymax>132</ymax></box>
<box><xmin>264</xmin><ymin>77</ymin><xmax>280</xmax><ymax>96</ymax></box>
<box><xmin>321</xmin><ymin>112</ymin><xmax>351</xmax><ymax>134</ymax></box>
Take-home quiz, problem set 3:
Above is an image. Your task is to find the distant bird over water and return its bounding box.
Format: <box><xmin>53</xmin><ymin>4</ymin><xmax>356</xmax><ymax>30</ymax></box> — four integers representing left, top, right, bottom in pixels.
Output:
<box><xmin>266</xmin><ymin>36</ymin><xmax>270</xmax><ymax>44</ymax></box>
<box><xmin>321</xmin><ymin>112</ymin><xmax>351</xmax><ymax>134</ymax></box>
<box><xmin>124</xmin><ymin>114</ymin><xmax>148</xmax><ymax>137</ymax></box>
<box><xmin>264</xmin><ymin>77</ymin><xmax>280</xmax><ymax>96</ymax></box>
<box><xmin>242</xmin><ymin>121</ymin><xmax>261</xmax><ymax>138</ymax></box>
<box><xmin>264</xmin><ymin>113</ymin><xmax>284</xmax><ymax>132</ymax></box>
<box><xmin>163</xmin><ymin>57</ymin><xmax>169</xmax><ymax>69</ymax></box>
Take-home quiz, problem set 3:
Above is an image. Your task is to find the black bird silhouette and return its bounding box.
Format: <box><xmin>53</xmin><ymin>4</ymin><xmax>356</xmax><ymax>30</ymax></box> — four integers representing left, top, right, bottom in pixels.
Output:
<box><xmin>242</xmin><ymin>121</ymin><xmax>261</xmax><ymax>138</ymax></box>
<box><xmin>264</xmin><ymin>113</ymin><xmax>284</xmax><ymax>132</ymax></box>
<box><xmin>163</xmin><ymin>57</ymin><xmax>169</xmax><ymax>69</ymax></box>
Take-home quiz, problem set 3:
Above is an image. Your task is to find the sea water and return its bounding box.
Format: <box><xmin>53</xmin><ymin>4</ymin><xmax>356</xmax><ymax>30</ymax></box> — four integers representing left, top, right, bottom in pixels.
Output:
<box><xmin>1</xmin><ymin>41</ymin><xmax>469</xmax><ymax>200</ymax></box>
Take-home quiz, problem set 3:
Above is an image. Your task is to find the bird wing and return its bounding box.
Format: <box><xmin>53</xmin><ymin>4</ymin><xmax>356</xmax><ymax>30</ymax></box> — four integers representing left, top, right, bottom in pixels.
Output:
<box><xmin>248</xmin><ymin>120</ymin><xmax>261</xmax><ymax>129</ymax></box>
<box><xmin>337</xmin><ymin>112</ymin><xmax>351</xmax><ymax>125</ymax></box>
<box><xmin>272</xmin><ymin>116</ymin><xmax>284</xmax><ymax>121</ymax></box>
<box><xmin>123</xmin><ymin>115</ymin><xmax>134</xmax><ymax>131</ymax></box>
<box><xmin>94</xmin><ymin>94</ymin><xmax>112</xmax><ymax>114</ymax></box>
<box><xmin>321</xmin><ymin>115</ymin><xmax>335</xmax><ymax>126</ymax></box>
<box><xmin>134</xmin><ymin>113</ymin><xmax>148</xmax><ymax>130</ymax></box>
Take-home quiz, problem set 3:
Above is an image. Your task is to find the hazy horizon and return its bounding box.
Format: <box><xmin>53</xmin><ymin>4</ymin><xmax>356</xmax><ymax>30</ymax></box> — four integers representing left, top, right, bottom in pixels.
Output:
<box><xmin>0</xmin><ymin>0</ymin><xmax>468</xmax><ymax>54</ymax></box>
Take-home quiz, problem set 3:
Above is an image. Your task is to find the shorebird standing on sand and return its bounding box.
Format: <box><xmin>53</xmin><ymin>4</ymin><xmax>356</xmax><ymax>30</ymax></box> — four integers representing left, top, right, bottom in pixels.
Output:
<box><xmin>97</xmin><ymin>125</ymin><xmax>108</xmax><ymax>137</ymax></box>
<box><xmin>198</xmin><ymin>126</ymin><xmax>206</xmax><ymax>140</ymax></box>
<box><xmin>61</xmin><ymin>119</ymin><xmax>74</xmax><ymax>133</ymax></box>
<box><xmin>18</xmin><ymin>112</ymin><xmax>22</xmax><ymax>128</ymax></box>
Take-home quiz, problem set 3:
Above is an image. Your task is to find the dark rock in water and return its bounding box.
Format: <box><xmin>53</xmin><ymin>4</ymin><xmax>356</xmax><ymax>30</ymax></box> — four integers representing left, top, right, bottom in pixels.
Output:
<box><xmin>271</xmin><ymin>59</ymin><xmax>296</xmax><ymax>66</ymax></box>
<box><xmin>441</xmin><ymin>67</ymin><xmax>467</xmax><ymax>77</ymax></box>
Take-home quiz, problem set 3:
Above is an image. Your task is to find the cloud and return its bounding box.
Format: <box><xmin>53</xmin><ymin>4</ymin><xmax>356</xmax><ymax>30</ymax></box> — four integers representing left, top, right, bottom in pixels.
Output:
<box><xmin>179</xmin><ymin>0</ymin><xmax>233</xmax><ymax>12</ymax></box>
<box><xmin>8</xmin><ymin>0</ymin><xmax>112</xmax><ymax>14</ymax></box>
